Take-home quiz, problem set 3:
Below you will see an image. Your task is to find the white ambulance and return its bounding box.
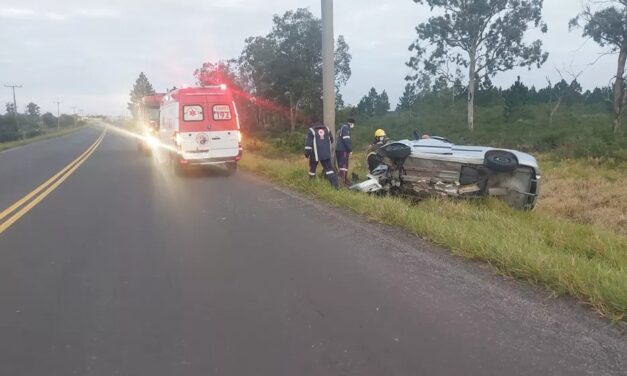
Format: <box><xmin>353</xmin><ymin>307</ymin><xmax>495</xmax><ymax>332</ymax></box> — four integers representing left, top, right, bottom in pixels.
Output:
<box><xmin>158</xmin><ymin>85</ymin><xmax>242</xmax><ymax>175</ymax></box>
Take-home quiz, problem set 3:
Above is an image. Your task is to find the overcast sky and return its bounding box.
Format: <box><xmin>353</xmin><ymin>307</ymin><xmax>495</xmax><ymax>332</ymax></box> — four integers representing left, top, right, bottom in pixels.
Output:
<box><xmin>0</xmin><ymin>0</ymin><xmax>619</xmax><ymax>116</ymax></box>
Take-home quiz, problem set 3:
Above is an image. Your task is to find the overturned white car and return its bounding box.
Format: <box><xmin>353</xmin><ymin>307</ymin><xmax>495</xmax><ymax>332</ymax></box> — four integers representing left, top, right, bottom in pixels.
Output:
<box><xmin>351</xmin><ymin>136</ymin><xmax>540</xmax><ymax>210</ymax></box>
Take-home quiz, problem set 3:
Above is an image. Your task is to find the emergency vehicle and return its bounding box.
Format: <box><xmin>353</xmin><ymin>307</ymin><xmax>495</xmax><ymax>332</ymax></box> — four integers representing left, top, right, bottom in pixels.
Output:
<box><xmin>157</xmin><ymin>85</ymin><xmax>243</xmax><ymax>175</ymax></box>
<box><xmin>136</xmin><ymin>94</ymin><xmax>164</xmax><ymax>155</ymax></box>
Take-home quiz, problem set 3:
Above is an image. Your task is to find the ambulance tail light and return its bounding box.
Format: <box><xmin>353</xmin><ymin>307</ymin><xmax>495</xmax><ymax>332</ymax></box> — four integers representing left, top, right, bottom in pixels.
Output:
<box><xmin>220</xmin><ymin>84</ymin><xmax>227</xmax><ymax>91</ymax></box>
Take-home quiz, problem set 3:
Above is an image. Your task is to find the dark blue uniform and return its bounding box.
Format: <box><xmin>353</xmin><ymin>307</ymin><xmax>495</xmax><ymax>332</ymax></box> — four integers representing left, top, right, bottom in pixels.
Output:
<box><xmin>367</xmin><ymin>137</ymin><xmax>388</xmax><ymax>172</ymax></box>
<box><xmin>304</xmin><ymin>122</ymin><xmax>338</xmax><ymax>189</ymax></box>
<box><xmin>335</xmin><ymin>123</ymin><xmax>352</xmax><ymax>185</ymax></box>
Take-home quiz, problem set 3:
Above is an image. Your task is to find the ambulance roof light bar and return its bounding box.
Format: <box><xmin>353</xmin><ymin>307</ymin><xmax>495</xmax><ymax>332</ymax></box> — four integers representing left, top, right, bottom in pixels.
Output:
<box><xmin>195</xmin><ymin>84</ymin><xmax>228</xmax><ymax>91</ymax></box>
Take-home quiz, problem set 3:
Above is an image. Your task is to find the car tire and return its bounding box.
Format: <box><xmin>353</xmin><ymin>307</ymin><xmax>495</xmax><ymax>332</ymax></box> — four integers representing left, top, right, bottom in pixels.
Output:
<box><xmin>225</xmin><ymin>162</ymin><xmax>238</xmax><ymax>176</ymax></box>
<box><xmin>485</xmin><ymin>150</ymin><xmax>518</xmax><ymax>172</ymax></box>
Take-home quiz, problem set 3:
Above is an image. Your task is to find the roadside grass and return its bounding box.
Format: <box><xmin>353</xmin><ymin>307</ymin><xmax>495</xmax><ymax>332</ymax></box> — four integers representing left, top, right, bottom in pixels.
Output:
<box><xmin>240</xmin><ymin>147</ymin><xmax>627</xmax><ymax>321</ymax></box>
<box><xmin>253</xmin><ymin>131</ymin><xmax>627</xmax><ymax>236</ymax></box>
<box><xmin>0</xmin><ymin>126</ymin><xmax>85</xmax><ymax>152</ymax></box>
<box><xmin>536</xmin><ymin>156</ymin><xmax>627</xmax><ymax>236</ymax></box>
<box><xmin>345</xmin><ymin>102</ymin><xmax>627</xmax><ymax>161</ymax></box>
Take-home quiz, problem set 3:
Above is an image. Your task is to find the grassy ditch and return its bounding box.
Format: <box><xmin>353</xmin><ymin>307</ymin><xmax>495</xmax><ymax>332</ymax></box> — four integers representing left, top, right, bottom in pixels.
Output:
<box><xmin>240</xmin><ymin>146</ymin><xmax>627</xmax><ymax>321</ymax></box>
<box><xmin>536</xmin><ymin>156</ymin><xmax>627</xmax><ymax>236</ymax></box>
<box><xmin>0</xmin><ymin>126</ymin><xmax>85</xmax><ymax>152</ymax></box>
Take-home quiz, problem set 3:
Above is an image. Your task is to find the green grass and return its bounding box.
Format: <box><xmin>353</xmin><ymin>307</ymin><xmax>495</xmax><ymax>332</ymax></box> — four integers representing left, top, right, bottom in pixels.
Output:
<box><xmin>240</xmin><ymin>150</ymin><xmax>627</xmax><ymax>321</ymax></box>
<box><xmin>0</xmin><ymin>127</ymin><xmax>85</xmax><ymax>152</ymax></box>
<box><xmin>263</xmin><ymin>101</ymin><xmax>625</xmax><ymax>161</ymax></box>
<box><xmin>349</xmin><ymin>103</ymin><xmax>627</xmax><ymax>161</ymax></box>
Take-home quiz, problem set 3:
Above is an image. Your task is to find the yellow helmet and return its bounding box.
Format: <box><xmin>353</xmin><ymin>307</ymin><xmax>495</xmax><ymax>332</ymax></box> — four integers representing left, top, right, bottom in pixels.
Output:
<box><xmin>374</xmin><ymin>129</ymin><xmax>386</xmax><ymax>138</ymax></box>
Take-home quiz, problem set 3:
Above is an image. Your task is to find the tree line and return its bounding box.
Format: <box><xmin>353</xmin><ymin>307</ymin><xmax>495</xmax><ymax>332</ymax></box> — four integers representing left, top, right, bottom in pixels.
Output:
<box><xmin>387</xmin><ymin>75</ymin><xmax>615</xmax><ymax>122</ymax></box>
<box><xmin>0</xmin><ymin>102</ymin><xmax>80</xmax><ymax>142</ymax></box>
<box><xmin>130</xmin><ymin>1</ymin><xmax>626</xmax><ymax>135</ymax></box>
<box><xmin>406</xmin><ymin>0</ymin><xmax>627</xmax><ymax>134</ymax></box>
<box><xmin>129</xmin><ymin>8</ymin><xmax>351</xmax><ymax>133</ymax></box>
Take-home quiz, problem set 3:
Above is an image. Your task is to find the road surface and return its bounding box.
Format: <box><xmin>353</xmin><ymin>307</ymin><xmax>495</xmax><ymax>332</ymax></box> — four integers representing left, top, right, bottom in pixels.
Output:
<box><xmin>1</xmin><ymin>126</ymin><xmax>625</xmax><ymax>375</ymax></box>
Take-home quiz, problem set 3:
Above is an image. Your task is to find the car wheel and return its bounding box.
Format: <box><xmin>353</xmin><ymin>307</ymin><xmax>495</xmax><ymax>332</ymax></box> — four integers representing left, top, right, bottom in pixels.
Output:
<box><xmin>485</xmin><ymin>150</ymin><xmax>518</xmax><ymax>172</ymax></box>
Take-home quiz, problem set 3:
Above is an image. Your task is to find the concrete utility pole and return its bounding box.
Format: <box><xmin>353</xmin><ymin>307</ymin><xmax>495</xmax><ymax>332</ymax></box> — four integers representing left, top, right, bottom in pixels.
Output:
<box><xmin>71</xmin><ymin>106</ymin><xmax>77</xmax><ymax>127</ymax></box>
<box><xmin>4</xmin><ymin>84</ymin><xmax>21</xmax><ymax>113</ymax></box>
<box><xmin>54</xmin><ymin>101</ymin><xmax>62</xmax><ymax>129</ymax></box>
<box><xmin>285</xmin><ymin>91</ymin><xmax>295</xmax><ymax>133</ymax></box>
<box><xmin>321</xmin><ymin>0</ymin><xmax>336</xmax><ymax>136</ymax></box>
<box><xmin>4</xmin><ymin>84</ymin><xmax>22</xmax><ymax>138</ymax></box>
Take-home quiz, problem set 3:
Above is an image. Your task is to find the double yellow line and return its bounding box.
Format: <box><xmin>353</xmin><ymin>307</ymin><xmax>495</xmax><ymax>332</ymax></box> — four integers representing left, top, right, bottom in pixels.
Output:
<box><xmin>0</xmin><ymin>128</ymin><xmax>107</xmax><ymax>235</ymax></box>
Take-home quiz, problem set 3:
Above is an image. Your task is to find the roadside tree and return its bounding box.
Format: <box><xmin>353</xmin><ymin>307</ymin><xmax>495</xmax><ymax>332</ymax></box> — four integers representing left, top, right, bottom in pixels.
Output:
<box><xmin>570</xmin><ymin>1</ymin><xmax>627</xmax><ymax>134</ymax></box>
<box><xmin>407</xmin><ymin>0</ymin><xmax>548</xmax><ymax>132</ymax></box>
<box><xmin>128</xmin><ymin>72</ymin><xmax>156</xmax><ymax>119</ymax></box>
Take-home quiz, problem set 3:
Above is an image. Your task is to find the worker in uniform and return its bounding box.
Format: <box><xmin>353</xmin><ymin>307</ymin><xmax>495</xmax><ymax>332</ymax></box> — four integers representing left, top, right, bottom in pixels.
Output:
<box><xmin>335</xmin><ymin>118</ymin><xmax>355</xmax><ymax>186</ymax></box>
<box><xmin>304</xmin><ymin>117</ymin><xmax>339</xmax><ymax>189</ymax></box>
<box><xmin>367</xmin><ymin>128</ymin><xmax>389</xmax><ymax>172</ymax></box>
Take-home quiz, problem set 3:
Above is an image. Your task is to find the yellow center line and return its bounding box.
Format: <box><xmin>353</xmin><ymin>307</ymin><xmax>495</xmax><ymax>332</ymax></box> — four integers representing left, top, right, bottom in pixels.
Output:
<box><xmin>0</xmin><ymin>128</ymin><xmax>107</xmax><ymax>235</ymax></box>
<box><xmin>0</xmin><ymin>131</ymin><xmax>105</xmax><ymax>223</ymax></box>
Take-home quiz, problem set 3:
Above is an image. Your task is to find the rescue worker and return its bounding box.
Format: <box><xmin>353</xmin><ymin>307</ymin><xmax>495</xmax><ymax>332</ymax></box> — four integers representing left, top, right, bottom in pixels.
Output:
<box><xmin>367</xmin><ymin>128</ymin><xmax>389</xmax><ymax>172</ymax></box>
<box><xmin>335</xmin><ymin>118</ymin><xmax>355</xmax><ymax>186</ymax></box>
<box><xmin>304</xmin><ymin>117</ymin><xmax>339</xmax><ymax>189</ymax></box>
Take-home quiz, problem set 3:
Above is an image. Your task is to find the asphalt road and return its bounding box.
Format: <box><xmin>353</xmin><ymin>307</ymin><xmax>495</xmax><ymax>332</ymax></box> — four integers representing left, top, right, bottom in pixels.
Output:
<box><xmin>0</xmin><ymin>126</ymin><xmax>626</xmax><ymax>375</ymax></box>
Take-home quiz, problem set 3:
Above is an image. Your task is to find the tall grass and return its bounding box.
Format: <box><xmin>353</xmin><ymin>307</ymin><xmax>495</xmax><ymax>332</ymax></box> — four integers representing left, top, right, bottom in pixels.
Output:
<box><xmin>0</xmin><ymin>126</ymin><xmax>85</xmax><ymax>152</ymax></box>
<box><xmin>536</xmin><ymin>156</ymin><xmax>627</xmax><ymax>235</ymax></box>
<box><xmin>240</xmin><ymin>151</ymin><xmax>627</xmax><ymax>321</ymax></box>
<box><xmin>258</xmin><ymin>102</ymin><xmax>626</xmax><ymax>161</ymax></box>
<box><xmin>344</xmin><ymin>102</ymin><xmax>626</xmax><ymax>161</ymax></box>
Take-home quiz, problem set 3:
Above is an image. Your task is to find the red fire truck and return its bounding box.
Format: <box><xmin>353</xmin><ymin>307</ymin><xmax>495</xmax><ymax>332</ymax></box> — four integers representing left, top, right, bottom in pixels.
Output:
<box><xmin>136</xmin><ymin>94</ymin><xmax>164</xmax><ymax>155</ymax></box>
<box><xmin>156</xmin><ymin>85</ymin><xmax>242</xmax><ymax>175</ymax></box>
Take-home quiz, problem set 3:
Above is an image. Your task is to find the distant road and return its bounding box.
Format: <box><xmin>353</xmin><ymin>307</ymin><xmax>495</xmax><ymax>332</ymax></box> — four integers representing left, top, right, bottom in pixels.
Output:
<box><xmin>0</xmin><ymin>127</ymin><xmax>625</xmax><ymax>375</ymax></box>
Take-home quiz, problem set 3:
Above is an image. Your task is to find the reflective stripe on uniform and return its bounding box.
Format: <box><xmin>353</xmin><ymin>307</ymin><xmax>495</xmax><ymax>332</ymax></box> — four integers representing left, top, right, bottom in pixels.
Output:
<box><xmin>308</xmin><ymin>172</ymin><xmax>316</xmax><ymax>176</ymax></box>
<box><xmin>342</xmin><ymin>136</ymin><xmax>350</xmax><ymax>139</ymax></box>
<box><xmin>339</xmin><ymin>168</ymin><xmax>348</xmax><ymax>171</ymax></box>
<box><xmin>304</xmin><ymin>146</ymin><xmax>312</xmax><ymax>150</ymax></box>
<box><xmin>325</xmin><ymin>170</ymin><xmax>334</xmax><ymax>175</ymax></box>
<box><xmin>310</xmin><ymin>128</ymin><xmax>319</xmax><ymax>161</ymax></box>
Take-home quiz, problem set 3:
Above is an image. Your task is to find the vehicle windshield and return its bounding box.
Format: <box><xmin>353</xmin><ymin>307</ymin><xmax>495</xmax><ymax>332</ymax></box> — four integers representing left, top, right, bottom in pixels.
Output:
<box><xmin>147</xmin><ymin>108</ymin><xmax>160</xmax><ymax>121</ymax></box>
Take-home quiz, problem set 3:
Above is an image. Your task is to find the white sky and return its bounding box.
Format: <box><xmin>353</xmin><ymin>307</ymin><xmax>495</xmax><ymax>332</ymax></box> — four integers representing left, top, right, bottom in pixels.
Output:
<box><xmin>0</xmin><ymin>0</ymin><xmax>619</xmax><ymax>116</ymax></box>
